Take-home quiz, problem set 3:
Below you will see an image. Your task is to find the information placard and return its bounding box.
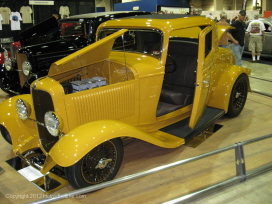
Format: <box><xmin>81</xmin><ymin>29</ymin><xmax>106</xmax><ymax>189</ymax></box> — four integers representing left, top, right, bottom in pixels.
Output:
<box><xmin>18</xmin><ymin>166</ymin><xmax>44</xmax><ymax>181</ymax></box>
<box><xmin>29</xmin><ymin>1</ymin><xmax>54</xmax><ymax>5</ymax></box>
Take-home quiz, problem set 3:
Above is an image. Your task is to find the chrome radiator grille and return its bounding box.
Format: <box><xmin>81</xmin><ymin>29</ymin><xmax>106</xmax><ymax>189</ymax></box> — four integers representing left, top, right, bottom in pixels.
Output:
<box><xmin>10</xmin><ymin>44</ymin><xmax>18</xmax><ymax>59</ymax></box>
<box><xmin>32</xmin><ymin>88</ymin><xmax>58</xmax><ymax>152</ymax></box>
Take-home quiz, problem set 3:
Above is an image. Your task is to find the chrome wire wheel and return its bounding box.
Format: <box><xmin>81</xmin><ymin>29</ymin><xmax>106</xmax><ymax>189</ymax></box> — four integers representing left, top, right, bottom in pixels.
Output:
<box><xmin>81</xmin><ymin>140</ymin><xmax>118</xmax><ymax>184</ymax></box>
<box><xmin>65</xmin><ymin>138</ymin><xmax>123</xmax><ymax>189</ymax></box>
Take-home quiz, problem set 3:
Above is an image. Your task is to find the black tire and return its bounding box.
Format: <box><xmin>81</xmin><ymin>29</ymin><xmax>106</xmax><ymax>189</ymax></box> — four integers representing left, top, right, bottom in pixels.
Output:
<box><xmin>65</xmin><ymin>138</ymin><xmax>124</xmax><ymax>189</ymax></box>
<box><xmin>0</xmin><ymin>125</ymin><xmax>12</xmax><ymax>144</ymax></box>
<box><xmin>226</xmin><ymin>74</ymin><xmax>249</xmax><ymax>117</ymax></box>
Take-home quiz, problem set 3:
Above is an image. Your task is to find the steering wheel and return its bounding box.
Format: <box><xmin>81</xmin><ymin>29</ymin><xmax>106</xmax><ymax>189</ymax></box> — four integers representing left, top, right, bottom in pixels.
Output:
<box><xmin>165</xmin><ymin>54</ymin><xmax>177</xmax><ymax>73</ymax></box>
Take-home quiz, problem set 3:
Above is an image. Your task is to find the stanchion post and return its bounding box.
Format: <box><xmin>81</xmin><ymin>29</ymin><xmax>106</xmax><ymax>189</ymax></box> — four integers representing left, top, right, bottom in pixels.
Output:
<box><xmin>235</xmin><ymin>142</ymin><xmax>246</xmax><ymax>181</ymax></box>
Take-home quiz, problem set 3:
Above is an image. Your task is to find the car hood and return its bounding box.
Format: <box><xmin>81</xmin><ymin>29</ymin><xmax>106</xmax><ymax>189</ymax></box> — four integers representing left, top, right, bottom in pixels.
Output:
<box><xmin>48</xmin><ymin>29</ymin><xmax>128</xmax><ymax>76</ymax></box>
<box><xmin>19</xmin><ymin>16</ymin><xmax>59</xmax><ymax>47</ymax></box>
<box><xmin>217</xmin><ymin>25</ymin><xmax>233</xmax><ymax>40</ymax></box>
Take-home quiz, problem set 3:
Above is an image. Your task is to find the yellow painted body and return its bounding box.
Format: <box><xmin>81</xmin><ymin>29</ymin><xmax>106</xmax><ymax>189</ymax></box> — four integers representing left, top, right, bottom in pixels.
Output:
<box><xmin>50</xmin><ymin>120</ymin><xmax>185</xmax><ymax>167</ymax></box>
<box><xmin>0</xmin><ymin>16</ymin><xmax>250</xmax><ymax>171</ymax></box>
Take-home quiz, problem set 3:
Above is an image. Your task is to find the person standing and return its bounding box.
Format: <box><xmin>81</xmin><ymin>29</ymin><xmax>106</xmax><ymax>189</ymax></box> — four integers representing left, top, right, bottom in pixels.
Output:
<box><xmin>219</xmin><ymin>11</ymin><xmax>225</xmax><ymax>20</ymax></box>
<box><xmin>217</xmin><ymin>13</ymin><xmax>230</xmax><ymax>48</ymax></box>
<box><xmin>227</xmin><ymin>10</ymin><xmax>247</xmax><ymax>66</ymax></box>
<box><xmin>246</xmin><ymin>13</ymin><xmax>265</xmax><ymax>62</ymax></box>
<box><xmin>206</xmin><ymin>13</ymin><xmax>214</xmax><ymax>19</ymax></box>
<box><xmin>231</xmin><ymin>16</ymin><xmax>238</xmax><ymax>23</ymax></box>
<box><xmin>219</xmin><ymin>11</ymin><xmax>230</xmax><ymax>24</ymax></box>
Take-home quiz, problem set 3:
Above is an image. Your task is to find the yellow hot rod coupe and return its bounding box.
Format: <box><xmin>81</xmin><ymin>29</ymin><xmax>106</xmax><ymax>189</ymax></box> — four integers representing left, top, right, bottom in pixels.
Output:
<box><xmin>0</xmin><ymin>15</ymin><xmax>250</xmax><ymax>191</ymax></box>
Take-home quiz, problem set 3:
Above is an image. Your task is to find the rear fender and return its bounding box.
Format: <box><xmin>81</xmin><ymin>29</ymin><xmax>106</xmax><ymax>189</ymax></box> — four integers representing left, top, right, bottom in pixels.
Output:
<box><xmin>208</xmin><ymin>65</ymin><xmax>251</xmax><ymax>111</ymax></box>
<box><xmin>50</xmin><ymin>120</ymin><xmax>183</xmax><ymax>167</ymax></box>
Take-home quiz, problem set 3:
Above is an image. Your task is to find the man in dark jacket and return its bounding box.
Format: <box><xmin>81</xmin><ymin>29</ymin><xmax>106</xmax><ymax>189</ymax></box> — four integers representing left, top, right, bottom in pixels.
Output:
<box><xmin>227</xmin><ymin>10</ymin><xmax>246</xmax><ymax>66</ymax></box>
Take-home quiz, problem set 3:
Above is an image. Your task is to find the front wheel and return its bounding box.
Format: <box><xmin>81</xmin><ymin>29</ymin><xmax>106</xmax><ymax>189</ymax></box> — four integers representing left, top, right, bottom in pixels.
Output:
<box><xmin>65</xmin><ymin>138</ymin><xmax>124</xmax><ymax>189</ymax></box>
<box><xmin>226</xmin><ymin>74</ymin><xmax>249</xmax><ymax>117</ymax></box>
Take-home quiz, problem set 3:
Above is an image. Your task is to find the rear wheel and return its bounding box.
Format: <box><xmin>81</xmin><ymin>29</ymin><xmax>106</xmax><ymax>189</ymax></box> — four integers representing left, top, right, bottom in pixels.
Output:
<box><xmin>226</xmin><ymin>74</ymin><xmax>249</xmax><ymax>117</ymax></box>
<box><xmin>65</xmin><ymin>138</ymin><xmax>123</xmax><ymax>189</ymax></box>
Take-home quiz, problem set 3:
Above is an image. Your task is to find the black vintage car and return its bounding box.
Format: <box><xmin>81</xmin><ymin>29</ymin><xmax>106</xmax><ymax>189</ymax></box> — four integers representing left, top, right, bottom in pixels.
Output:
<box><xmin>0</xmin><ymin>11</ymin><xmax>150</xmax><ymax>95</ymax></box>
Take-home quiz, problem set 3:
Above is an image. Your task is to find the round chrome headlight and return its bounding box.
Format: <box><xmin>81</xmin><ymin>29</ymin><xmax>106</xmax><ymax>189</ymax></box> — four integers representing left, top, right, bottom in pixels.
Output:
<box><xmin>4</xmin><ymin>50</ymin><xmax>9</xmax><ymax>59</ymax></box>
<box><xmin>16</xmin><ymin>99</ymin><xmax>31</xmax><ymax>121</ymax></box>
<box><xmin>4</xmin><ymin>58</ymin><xmax>12</xmax><ymax>71</ymax></box>
<box><xmin>22</xmin><ymin>61</ymin><xmax>32</xmax><ymax>76</ymax></box>
<box><xmin>44</xmin><ymin>111</ymin><xmax>62</xmax><ymax>137</ymax></box>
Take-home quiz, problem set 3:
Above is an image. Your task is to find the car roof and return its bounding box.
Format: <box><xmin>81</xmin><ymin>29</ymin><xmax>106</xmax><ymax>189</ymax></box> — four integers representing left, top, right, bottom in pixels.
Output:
<box><xmin>98</xmin><ymin>14</ymin><xmax>214</xmax><ymax>32</ymax></box>
<box><xmin>120</xmin><ymin>14</ymin><xmax>196</xmax><ymax>19</ymax></box>
<box><xmin>66</xmin><ymin>11</ymin><xmax>151</xmax><ymax>20</ymax></box>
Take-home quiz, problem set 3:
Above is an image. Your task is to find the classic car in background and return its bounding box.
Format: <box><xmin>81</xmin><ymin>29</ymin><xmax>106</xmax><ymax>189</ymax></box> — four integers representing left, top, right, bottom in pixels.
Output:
<box><xmin>0</xmin><ymin>37</ymin><xmax>15</xmax><ymax>72</ymax></box>
<box><xmin>0</xmin><ymin>15</ymin><xmax>251</xmax><ymax>192</ymax></box>
<box><xmin>0</xmin><ymin>46</ymin><xmax>4</xmax><ymax>66</ymax></box>
<box><xmin>0</xmin><ymin>11</ymin><xmax>150</xmax><ymax>95</ymax></box>
<box><xmin>244</xmin><ymin>18</ymin><xmax>272</xmax><ymax>57</ymax></box>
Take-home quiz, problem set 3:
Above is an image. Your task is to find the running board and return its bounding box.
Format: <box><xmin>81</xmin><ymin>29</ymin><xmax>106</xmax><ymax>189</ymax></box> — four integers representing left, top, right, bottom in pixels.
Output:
<box><xmin>160</xmin><ymin>107</ymin><xmax>225</xmax><ymax>142</ymax></box>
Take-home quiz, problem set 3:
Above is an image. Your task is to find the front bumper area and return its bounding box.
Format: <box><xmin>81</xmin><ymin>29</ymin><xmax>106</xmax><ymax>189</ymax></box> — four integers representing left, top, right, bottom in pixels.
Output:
<box><xmin>11</xmin><ymin>149</ymin><xmax>68</xmax><ymax>193</ymax></box>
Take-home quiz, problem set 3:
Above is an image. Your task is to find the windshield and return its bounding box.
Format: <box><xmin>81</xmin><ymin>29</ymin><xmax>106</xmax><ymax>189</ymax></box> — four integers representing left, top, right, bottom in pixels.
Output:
<box><xmin>98</xmin><ymin>29</ymin><xmax>163</xmax><ymax>58</ymax></box>
<box><xmin>60</xmin><ymin>21</ymin><xmax>83</xmax><ymax>37</ymax></box>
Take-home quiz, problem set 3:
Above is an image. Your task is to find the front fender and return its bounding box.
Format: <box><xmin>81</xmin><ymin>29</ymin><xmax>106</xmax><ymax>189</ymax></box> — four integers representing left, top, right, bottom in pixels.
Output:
<box><xmin>0</xmin><ymin>95</ymin><xmax>38</xmax><ymax>151</ymax></box>
<box><xmin>0</xmin><ymin>65</ymin><xmax>6</xmax><ymax>78</ymax></box>
<box><xmin>208</xmin><ymin>65</ymin><xmax>251</xmax><ymax>111</ymax></box>
<box><xmin>50</xmin><ymin>120</ymin><xmax>184</xmax><ymax>167</ymax></box>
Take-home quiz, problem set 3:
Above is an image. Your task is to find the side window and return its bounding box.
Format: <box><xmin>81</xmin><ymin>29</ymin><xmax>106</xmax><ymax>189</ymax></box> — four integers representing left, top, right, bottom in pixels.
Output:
<box><xmin>98</xmin><ymin>29</ymin><xmax>163</xmax><ymax>58</ymax></box>
<box><xmin>205</xmin><ymin>30</ymin><xmax>212</xmax><ymax>57</ymax></box>
<box><xmin>112</xmin><ymin>31</ymin><xmax>136</xmax><ymax>50</ymax></box>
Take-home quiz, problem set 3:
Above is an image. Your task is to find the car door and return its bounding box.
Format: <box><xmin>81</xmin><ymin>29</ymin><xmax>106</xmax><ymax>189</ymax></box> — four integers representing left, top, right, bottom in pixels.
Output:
<box><xmin>189</xmin><ymin>26</ymin><xmax>214</xmax><ymax>129</ymax></box>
